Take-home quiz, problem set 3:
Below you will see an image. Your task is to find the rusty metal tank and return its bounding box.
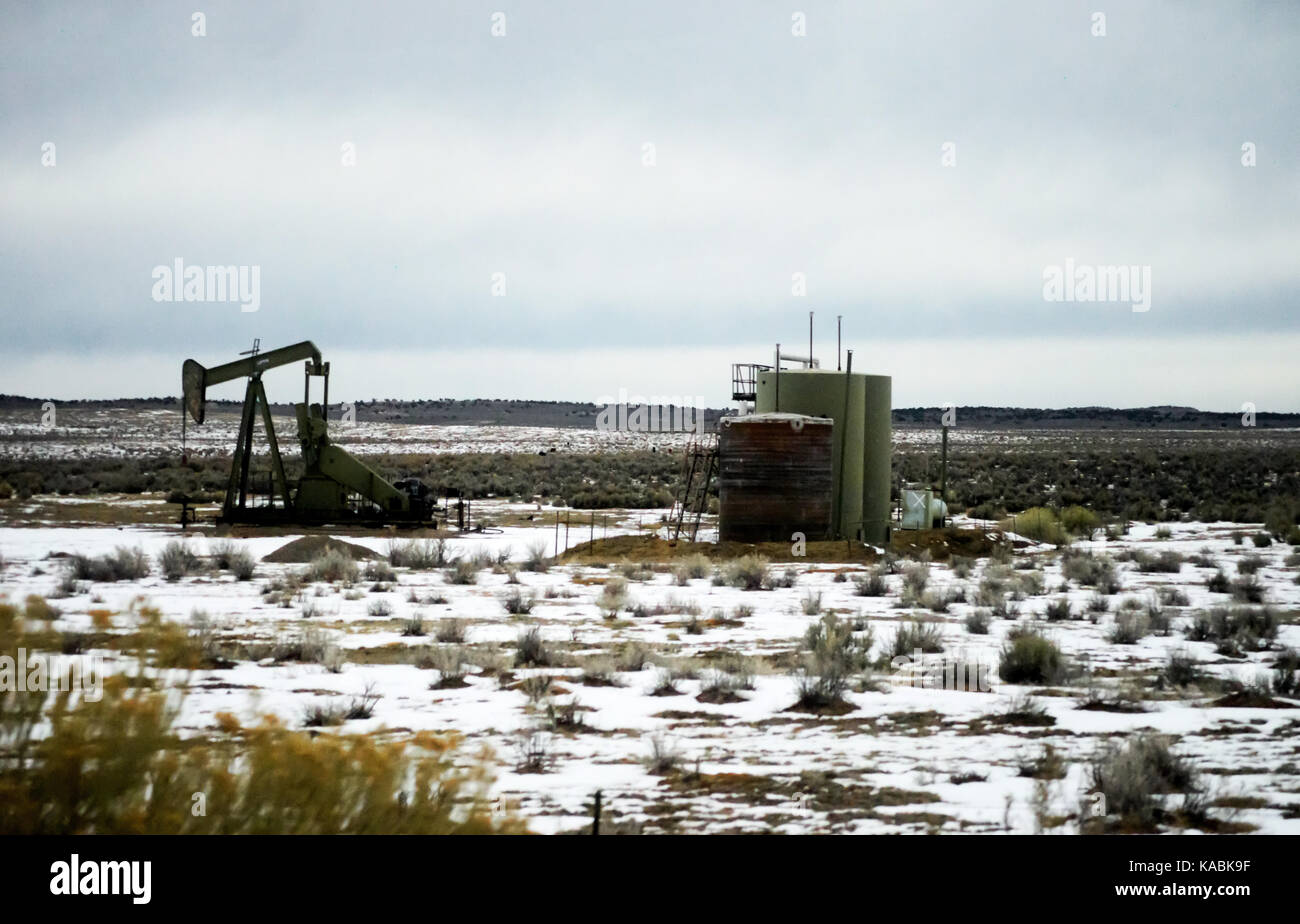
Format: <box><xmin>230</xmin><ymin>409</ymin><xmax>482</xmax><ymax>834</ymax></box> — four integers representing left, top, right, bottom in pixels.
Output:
<box><xmin>717</xmin><ymin>413</ymin><xmax>834</xmax><ymax>542</ymax></box>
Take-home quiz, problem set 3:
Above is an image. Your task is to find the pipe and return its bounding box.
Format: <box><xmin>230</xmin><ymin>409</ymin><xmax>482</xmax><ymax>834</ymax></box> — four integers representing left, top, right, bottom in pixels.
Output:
<box><xmin>940</xmin><ymin>425</ymin><xmax>948</xmax><ymax>528</ymax></box>
<box><xmin>774</xmin><ymin>342</ymin><xmax>780</xmax><ymax>412</ymax></box>
<box><xmin>809</xmin><ymin>311</ymin><xmax>813</xmax><ymax>369</ymax></box>
<box><xmin>837</xmin><ymin>315</ymin><xmax>842</xmax><ymax>371</ymax></box>
<box><xmin>836</xmin><ymin>350</ymin><xmax>853</xmax><ymax>539</ymax></box>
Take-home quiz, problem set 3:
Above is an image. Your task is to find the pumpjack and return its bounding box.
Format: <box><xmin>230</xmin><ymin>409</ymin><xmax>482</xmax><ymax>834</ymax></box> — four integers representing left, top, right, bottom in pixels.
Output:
<box><xmin>181</xmin><ymin>340</ymin><xmax>436</xmax><ymax>525</ymax></box>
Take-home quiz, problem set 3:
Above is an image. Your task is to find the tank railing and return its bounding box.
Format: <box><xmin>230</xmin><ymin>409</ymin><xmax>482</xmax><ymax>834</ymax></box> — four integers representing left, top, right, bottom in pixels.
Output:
<box><xmin>730</xmin><ymin>363</ymin><xmax>770</xmax><ymax>402</ymax></box>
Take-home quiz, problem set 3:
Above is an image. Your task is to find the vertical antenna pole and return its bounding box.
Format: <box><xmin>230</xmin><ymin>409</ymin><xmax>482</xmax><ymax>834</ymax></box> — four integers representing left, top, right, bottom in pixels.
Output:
<box><xmin>837</xmin><ymin>315</ymin><xmax>842</xmax><ymax>371</ymax></box>
<box><xmin>774</xmin><ymin>343</ymin><xmax>781</xmax><ymax>412</ymax></box>
<box><xmin>836</xmin><ymin>350</ymin><xmax>853</xmax><ymax>539</ymax></box>
<box><xmin>809</xmin><ymin>311</ymin><xmax>814</xmax><ymax>368</ymax></box>
<box><xmin>940</xmin><ymin>425</ymin><xmax>949</xmax><ymax>529</ymax></box>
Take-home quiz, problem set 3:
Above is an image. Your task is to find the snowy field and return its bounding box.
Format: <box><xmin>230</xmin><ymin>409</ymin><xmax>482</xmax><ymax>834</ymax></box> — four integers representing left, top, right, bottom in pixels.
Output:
<box><xmin>7</xmin><ymin>406</ymin><xmax>1296</xmax><ymax>460</ymax></box>
<box><xmin>0</xmin><ymin>408</ymin><xmax>694</xmax><ymax>458</ymax></box>
<box><xmin>2</xmin><ymin>506</ymin><xmax>1298</xmax><ymax>835</ymax></box>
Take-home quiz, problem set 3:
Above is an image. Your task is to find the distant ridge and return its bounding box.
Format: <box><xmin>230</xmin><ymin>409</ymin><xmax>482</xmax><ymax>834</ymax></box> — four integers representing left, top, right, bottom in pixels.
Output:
<box><xmin>891</xmin><ymin>405</ymin><xmax>1299</xmax><ymax>429</ymax></box>
<box><xmin>0</xmin><ymin>396</ymin><xmax>1296</xmax><ymax>429</ymax></box>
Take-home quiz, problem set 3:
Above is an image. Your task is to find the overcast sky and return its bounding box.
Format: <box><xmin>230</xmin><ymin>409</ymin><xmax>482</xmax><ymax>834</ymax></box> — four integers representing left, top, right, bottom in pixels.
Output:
<box><xmin>2</xmin><ymin>1</ymin><xmax>1297</xmax><ymax>409</ymax></box>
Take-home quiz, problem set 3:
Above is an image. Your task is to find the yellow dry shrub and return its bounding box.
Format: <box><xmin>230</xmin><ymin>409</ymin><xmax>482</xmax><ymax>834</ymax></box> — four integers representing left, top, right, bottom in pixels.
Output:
<box><xmin>1059</xmin><ymin>505</ymin><xmax>1100</xmax><ymax>536</ymax></box>
<box><xmin>1001</xmin><ymin>507</ymin><xmax>1069</xmax><ymax>545</ymax></box>
<box><xmin>2</xmin><ymin>667</ymin><xmax>526</xmax><ymax>835</ymax></box>
<box><xmin>118</xmin><ymin>603</ymin><xmax>204</xmax><ymax>670</ymax></box>
<box><xmin>23</xmin><ymin>595</ymin><xmax>60</xmax><ymax>622</ymax></box>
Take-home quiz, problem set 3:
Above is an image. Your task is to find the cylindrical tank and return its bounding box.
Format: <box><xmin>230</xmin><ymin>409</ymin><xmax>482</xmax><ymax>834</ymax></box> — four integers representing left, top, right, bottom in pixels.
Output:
<box><xmin>754</xmin><ymin>368</ymin><xmax>892</xmax><ymax>544</ymax></box>
<box><xmin>717</xmin><ymin>413</ymin><xmax>833</xmax><ymax>542</ymax></box>
<box><xmin>860</xmin><ymin>372</ymin><xmax>892</xmax><ymax>543</ymax></box>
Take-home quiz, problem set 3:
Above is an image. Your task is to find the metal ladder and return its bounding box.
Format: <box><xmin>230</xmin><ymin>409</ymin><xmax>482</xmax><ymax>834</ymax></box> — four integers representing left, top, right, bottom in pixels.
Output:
<box><xmin>669</xmin><ymin>436</ymin><xmax>718</xmax><ymax>541</ymax></box>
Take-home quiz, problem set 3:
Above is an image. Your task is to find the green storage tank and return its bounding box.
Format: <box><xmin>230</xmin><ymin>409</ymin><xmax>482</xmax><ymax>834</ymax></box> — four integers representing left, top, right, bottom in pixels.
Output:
<box><xmin>754</xmin><ymin>368</ymin><xmax>891</xmax><ymax>544</ymax></box>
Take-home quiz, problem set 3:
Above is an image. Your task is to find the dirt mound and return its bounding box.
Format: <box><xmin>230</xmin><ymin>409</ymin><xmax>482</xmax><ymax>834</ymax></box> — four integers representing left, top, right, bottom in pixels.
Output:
<box><xmin>558</xmin><ymin>534</ymin><xmax>880</xmax><ymax>564</ymax></box>
<box><xmin>262</xmin><ymin>535</ymin><xmax>381</xmax><ymax>564</ymax></box>
<box><xmin>559</xmin><ymin>528</ymin><xmax>1009</xmax><ymax>565</ymax></box>
<box><xmin>1208</xmin><ymin>691</ymin><xmax>1296</xmax><ymax>709</ymax></box>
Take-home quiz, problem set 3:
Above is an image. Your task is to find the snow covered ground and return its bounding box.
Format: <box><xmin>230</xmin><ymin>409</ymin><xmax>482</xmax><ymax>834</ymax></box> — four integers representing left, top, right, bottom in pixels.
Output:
<box><xmin>10</xmin><ymin>405</ymin><xmax>1294</xmax><ymax>460</ymax></box>
<box><xmin>0</xmin><ymin>408</ymin><xmax>695</xmax><ymax>459</ymax></box>
<box><xmin>1</xmin><ymin>509</ymin><xmax>1298</xmax><ymax>834</ymax></box>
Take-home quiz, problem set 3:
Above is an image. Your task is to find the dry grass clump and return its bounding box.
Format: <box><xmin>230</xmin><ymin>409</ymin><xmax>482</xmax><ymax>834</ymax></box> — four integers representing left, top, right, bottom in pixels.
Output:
<box><xmin>210</xmin><ymin>540</ymin><xmax>255</xmax><ymax>580</ymax></box>
<box><xmin>69</xmin><ymin>546</ymin><xmax>150</xmax><ymax>582</ymax></box>
<box><xmin>1106</xmin><ymin>610</ymin><xmax>1149</xmax><ymax>645</ymax></box>
<box><xmin>1061</xmin><ymin>549</ymin><xmax>1120</xmax><ymax>592</ymax></box>
<box><xmin>436</xmin><ymin>617</ymin><xmax>467</xmax><ymax>643</ymax></box>
<box><xmin>1043</xmin><ymin>597</ymin><xmax>1073</xmax><ymax>622</ymax></box>
<box><xmin>302</xmin><ymin>548</ymin><xmax>359</xmax><ymax>584</ymax></box>
<box><xmin>1088</xmin><ymin>735</ymin><xmax>1201</xmax><ymax>832</ymax></box>
<box><xmin>579</xmin><ymin>657</ymin><xmax>624</xmax><ymax>688</ymax></box>
<box><xmin>964</xmin><ymin>609</ymin><xmax>992</xmax><ymax>634</ymax></box>
<box><xmin>598</xmin><ymin>577</ymin><xmax>629</xmax><ymax>616</ymax></box>
<box><xmin>853</xmin><ymin>567</ymin><xmax>889</xmax><ymax>597</ymax></box>
<box><xmin>792</xmin><ymin>614</ymin><xmax>873</xmax><ymax>712</ymax></box>
<box><xmin>998</xmin><ymin>628</ymin><xmax>1068</xmax><ymax>685</ymax></box>
<box><xmin>502</xmin><ymin>588</ymin><xmax>537</xmax><ymax>615</ymax></box>
<box><xmin>0</xmin><ymin>677</ymin><xmax>522</xmax><ymax>834</ymax></box>
<box><xmin>445</xmin><ymin>557</ymin><xmax>480</xmax><ymax>585</ymax></box>
<box><xmin>1130</xmin><ymin>550</ymin><xmax>1184</xmax><ymax>574</ymax></box>
<box><xmin>720</xmin><ymin>555</ymin><xmax>769</xmax><ymax>591</ymax></box>
<box><xmin>1003</xmin><ymin>507</ymin><xmax>1068</xmax><ymax>545</ymax></box>
<box><xmin>899</xmin><ymin>561</ymin><xmax>929</xmax><ymax>603</ymax></box>
<box><xmin>886</xmin><ymin>619</ymin><xmax>945</xmax><ymax>660</ymax></box>
<box><xmin>514</xmin><ymin>729</ymin><xmax>554</xmax><ymax>773</ymax></box>
<box><xmin>387</xmin><ymin>538</ymin><xmax>447</xmax><ymax>569</ymax></box>
<box><xmin>427</xmin><ymin>646</ymin><xmax>469</xmax><ymax>688</ymax></box>
<box><xmin>1186</xmin><ymin>605</ymin><xmax>1277</xmax><ymax>655</ymax></box>
<box><xmin>514</xmin><ymin>625</ymin><xmax>554</xmax><ymax>668</ymax></box>
<box><xmin>671</xmin><ymin>553</ymin><xmax>711</xmax><ymax>586</ymax></box>
<box><xmin>1160</xmin><ymin>648</ymin><xmax>1204</xmax><ymax>689</ymax></box>
<box><xmin>1235</xmin><ymin>554</ymin><xmax>1265</xmax><ymax>575</ymax></box>
<box><xmin>1229</xmin><ymin>574</ymin><xmax>1265</xmax><ymax>603</ymax></box>
<box><xmin>644</xmin><ymin>732</ymin><xmax>681</xmax><ymax>775</ymax></box>
<box><xmin>522</xmin><ymin>540</ymin><xmax>552</xmax><ymax>573</ymax></box>
<box><xmin>159</xmin><ymin>540</ymin><xmax>204</xmax><ymax>581</ymax></box>
<box><xmin>763</xmin><ymin>566</ymin><xmax>799</xmax><ymax>590</ymax></box>
<box><xmin>611</xmin><ymin>642</ymin><xmax>653</xmax><ymax>673</ymax></box>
